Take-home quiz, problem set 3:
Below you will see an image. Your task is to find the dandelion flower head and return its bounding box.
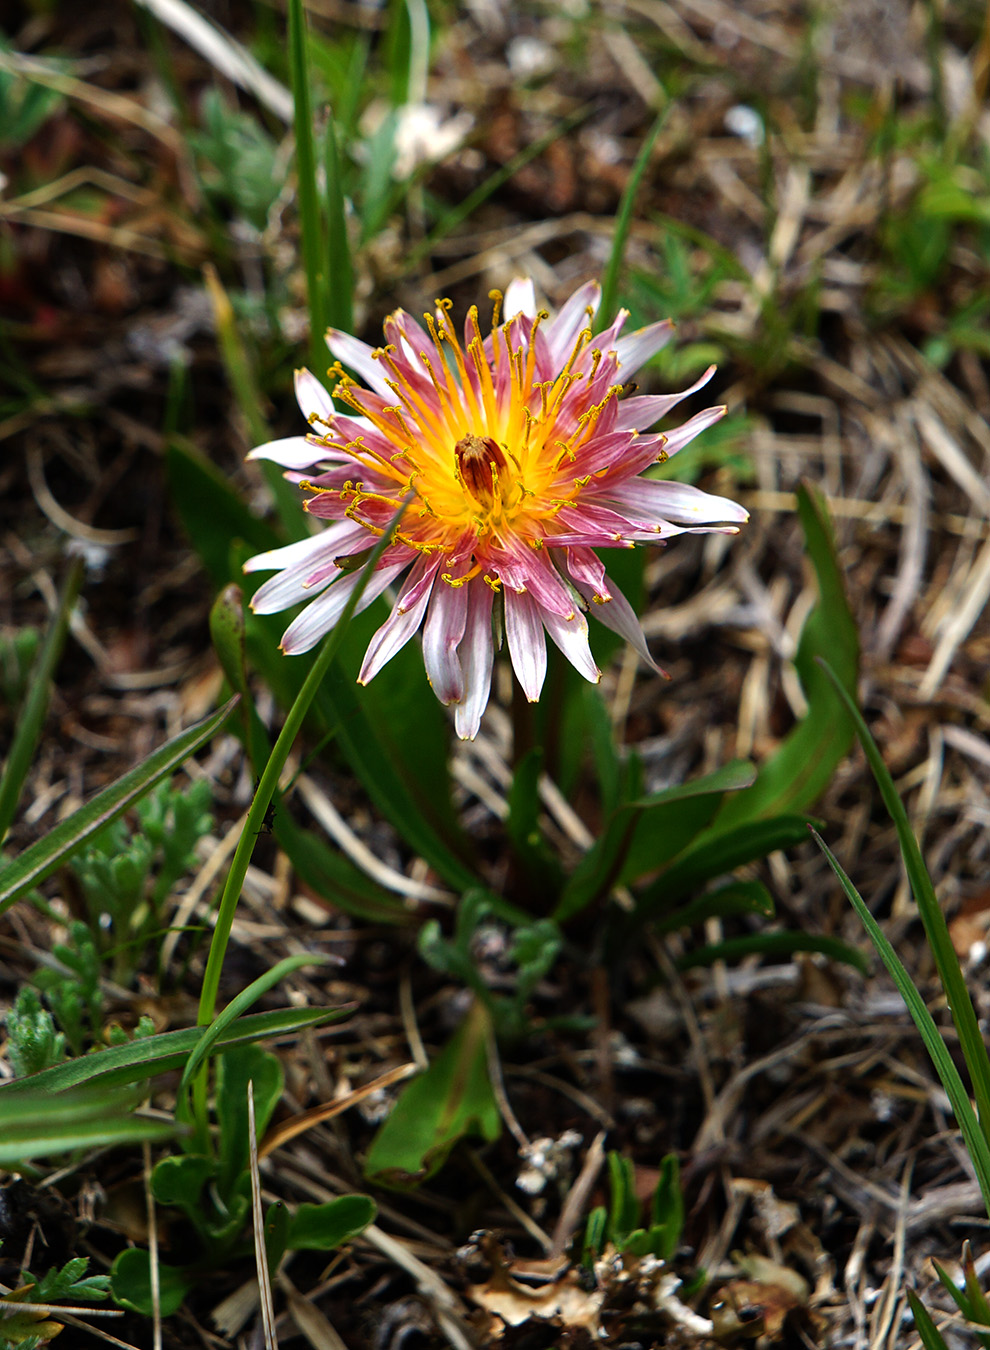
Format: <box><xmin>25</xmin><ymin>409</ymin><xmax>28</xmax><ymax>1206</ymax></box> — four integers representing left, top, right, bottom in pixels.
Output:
<box><xmin>244</xmin><ymin>278</ymin><xmax>747</xmax><ymax>739</ymax></box>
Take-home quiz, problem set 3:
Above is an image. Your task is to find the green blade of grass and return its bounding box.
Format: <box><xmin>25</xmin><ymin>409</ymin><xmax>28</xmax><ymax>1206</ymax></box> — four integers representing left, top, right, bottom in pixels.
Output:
<box><xmin>906</xmin><ymin>1290</ymin><xmax>951</xmax><ymax>1350</ymax></box>
<box><xmin>181</xmin><ymin>954</ymin><xmax>328</xmax><ymax>1097</ymax></box>
<box><xmin>0</xmin><ymin>1007</ymin><xmax>341</xmax><ymax>1095</ymax></box>
<box><xmin>600</xmin><ymin>102</ymin><xmax>669</xmax><ymax>322</ymax></box>
<box><xmin>324</xmin><ymin>109</ymin><xmax>354</xmax><ymax>333</ymax></box>
<box><xmin>287</xmin><ymin>0</ymin><xmax>329</xmax><ymax>378</ymax></box>
<box><xmin>0</xmin><ymin>552</ymin><xmax>85</xmax><ymax>845</ymax></box>
<box><xmin>0</xmin><ymin>697</ymin><xmax>238</xmax><ymax>917</ymax></box>
<box><xmin>818</xmin><ymin>658</ymin><xmax>990</xmax><ymax>1150</ymax></box>
<box><xmin>812</xmin><ymin>827</ymin><xmax>990</xmax><ymax>1217</ymax></box>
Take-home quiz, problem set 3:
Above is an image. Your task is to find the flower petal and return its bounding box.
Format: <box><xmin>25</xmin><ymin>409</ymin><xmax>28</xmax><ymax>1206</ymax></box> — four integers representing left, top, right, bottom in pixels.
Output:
<box><xmin>614</xmin><ymin>365</ymin><xmax>718</xmax><ymax>432</ymax></box>
<box><xmin>613</xmin><ymin>319</ymin><xmax>676</xmax><ymax>377</ymax></box>
<box><xmin>295</xmin><ymin>368</ymin><xmax>336</xmax><ymax>424</ymax></box>
<box><xmin>541</xmin><ymin>606</ymin><xmax>600</xmax><ymax>684</ymax></box>
<box><xmin>576</xmin><ymin>573</ymin><xmax>662</xmax><ymax>673</ymax></box>
<box><xmin>454</xmin><ymin>580</ymin><xmax>495</xmax><ymax>739</ymax></box>
<box><xmin>607</xmin><ymin>478</ymin><xmax>749</xmax><ymax>525</ymax></box>
<box><xmin>503</xmin><ymin>277</ymin><xmax>537</xmax><ymax>321</ymax></box>
<box><xmin>279</xmin><ymin>564</ymin><xmax>404</xmax><ymax>655</ymax></box>
<box><xmin>247</xmin><ymin>436</ymin><xmax>333</xmax><ymax>469</ymax></box>
<box><xmin>423</xmin><ymin>577</ymin><xmax>468</xmax><ymax>705</ymax></box>
<box><xmin>358</xmin><ymin>557</ymin><xmax>439</xmax><ymax>684</ymax></box>
<box><xmin>504</xmin><ymin>589</ymin><xmax>547</xmax><ymax>702</ymax></box>
<box><xmin>325</xmin><ymin>329</ymin><xmax>393</xmax><ymax>399</ymax></box>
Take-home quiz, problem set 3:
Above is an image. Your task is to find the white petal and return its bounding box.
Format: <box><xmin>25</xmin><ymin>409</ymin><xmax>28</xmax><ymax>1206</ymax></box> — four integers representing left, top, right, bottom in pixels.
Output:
<box><xmin>503</xmin><ymin>277</ymin><xmax>537</xmax><ymax>321</ymax></box>
<box><xmin>423</xmin><ymin>580</ymin><xmax>468</xmax><ymax>705</ymax></box>
<box><xmin>611</xmin><ymin>478</ymin><xmax>749</xmax><ymax>525</ymax></box>
<box><xmin>279</xmin><ymin>565</ymin><xmax>403</xmax><ymax>655</ymax></box>
<box><xmin>247</xmin><ymin>436</ymin><xmax>332</xmax><ymax>469</ymax></box>
<box><xmin>294</xmin><ymin>368</ymin><xmax>336</xmax><ymax>422</ymax></box>
<box><xmin>545</xmin><ymin>281</ymin><xmax>600</xmax><ymax>364</ymax></box>
<box><xmin>613</xmin><ymin>319</ymin><xmax>675</xmax><ymax>376</ymax></box>
<box><xmin>504</xmin><ymin>589</ymin><xmax>547</xmax><ymax>702</ymax></box>
<box><xmin>325</xmin><ymin>328</ymin><xmax>392</xmax><ymax>398</ymax></box>
<box><xmin>243</xmin><ymin>521</ymin><xmax>363</xmax><ymax>574</ymax></box>
<box><xmin>541</xmin><ymin>607</ymin><xmax>600</xmax><ymax>684</ymax></box>
<box><xmin>454</xmin><ymin>581</ymin><xmax>494</xmax><ymax>740</ymax></box>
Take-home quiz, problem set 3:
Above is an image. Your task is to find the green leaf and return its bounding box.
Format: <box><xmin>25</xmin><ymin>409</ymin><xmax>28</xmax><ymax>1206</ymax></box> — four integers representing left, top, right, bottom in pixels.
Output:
<box><xmin>110</xmin><ymin>1248</ymin><xmax>193</xmax><ymax>1318</ymax></box>
<box><xmin>607</xmin><ymin>1152</ymin><xmax>640</xmax><ymax>1245</ymax></box>
<box><xmin>556</xmin><ymin>760</ymin><xmax>755</xmax><ymax>922</ymax></box>
<box><xmin>650</xmin><ymin>1153</ymin><xmax>684</xmax><ymax>1260</ymax></box>
<box><xmin>288</xmin><ymin>0</ymin><xmax>330</xmax><ymax>376</ymax></box>
<box><xmin>651</xmin><ymin>879</ymin><xmax>775</xmax><ymax>936</ymax></box>
<box><xmin>181</xmin><ymin>955</ymin><xmax>329</xmax><ymax>1100</ymax></box>
<box><xmin>286</xmin><ymin>1195</ymin><xmax>376</xmax><ymax>1251</ymax></box>
<box><xmin>818</xmin><ymin>661</ymin><xmax>990</xmax><ymax>1160</ymax></box>
<box><xmin>813</xmin><ymin>828</ymin><xmax>990</xmax><ymax>1217</ymax></box>
<box><xmin>634</xmin><ymin>814</ymin><xmax>814</xmax><ymax>916</ymax></box>
<box><xmin>906</xmin><ymin>1289</ymin><xmax>951</xmax><ymax>1350</ymax></box>
<box><xmin>0</xmin><ymin>1006</ymin><xmax>342</xmax><ymax>1095</ymax></box>
<box><xmin>0</xmin><ymin>698</ymin><xmax>237</xmax><ymax>917</ymax></box>
<box><xmin>215</xmin><ymin>1045</ymin><xmax>284</xmax><ymax>1198</ymax></box>
<box><xmin>0</xmin><ymin>1085</ymin><xmax>177</xmax><ymax>1163</ymax></box>
<box><xmin>582</xmin><ymin>1206</ymin><xmax>608</xmax><ymax>1266</ymax></box>
<box><xmin>677</xmin><ymin>929</ymin><xmax>868</xmax><ymax>973</ymax></box>
<box><xmin>714</xmin><ymin>483</ymin><xmax>859</xmax><ymax>825</ymax></box>
<box><xmin>364</xmin><ymin>1000</ymin><xmax>500</xmax><ymax>1188</ymax></box>
<box><xmin>152</xmin><ymin>1154</ymin><xmax>215</xmax><ymax>1216</ymax></box>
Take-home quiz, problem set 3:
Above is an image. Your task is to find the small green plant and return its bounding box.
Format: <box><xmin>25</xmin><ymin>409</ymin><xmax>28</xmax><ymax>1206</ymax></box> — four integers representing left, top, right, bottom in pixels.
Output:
<box><xmin>4</xmin><ymin>989</ymin><xmax>65</xmax><ymax>1077</ymax></box>
<box><xmin>0</xmin><ymin>1250</ymin><xmax>110</xmax><ymax>1349</ymax></box>
<box><xmin>70</xmin><ymin>777</ymin><xmax>212</xmax><ymax>982</ymax></box>
<box><xmin>110</xmin><ymin>1043</ymin><xmax>375</xmax><ymax>1314</ymax></box>
<box><xmin>188</xmin><ymin>90</ymin><xmax>282</xmax><ymax>233</ymax></box>
<box><xmin>582</xmin><ymin>1150</ymin><xmax>685</xmax><ymax>1266</ymax></box>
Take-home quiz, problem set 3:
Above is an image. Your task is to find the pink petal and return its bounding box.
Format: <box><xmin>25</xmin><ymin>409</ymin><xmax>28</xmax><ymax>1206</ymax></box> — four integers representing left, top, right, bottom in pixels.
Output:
<box><xmin>504</xmin><ymin>589</ymin><xmax>547</xmax><ymax>702</ymax></box>
<box><xmin>656</xmin><ymin>404</ymin><xmax>727</xmax><ymax>456</ymax></box>
<box><xmin>454</xmin><ymin>580</ymin><xmax>495</xmax><ymax>740</ymax></box>
<box><xmin>574</xmin><ymin>574</ymin><xmax>662</xmax><ymax>673</ymax></box>
<box><xmin>614</xmin><ymin>365</ymin><xmax>718</xmax><ymax>432</ymax></box>
<box><xmin>358</xmin><ymin>557</ymin><xmax>438</xmax><ymax>684</ymax></box>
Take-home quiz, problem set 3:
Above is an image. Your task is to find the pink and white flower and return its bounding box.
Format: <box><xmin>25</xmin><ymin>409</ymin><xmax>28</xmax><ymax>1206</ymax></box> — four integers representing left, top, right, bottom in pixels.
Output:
<box><xmin>244</xmin><ymin>279</ymin><xmax>747</xmax><ymax>739</ymax></box>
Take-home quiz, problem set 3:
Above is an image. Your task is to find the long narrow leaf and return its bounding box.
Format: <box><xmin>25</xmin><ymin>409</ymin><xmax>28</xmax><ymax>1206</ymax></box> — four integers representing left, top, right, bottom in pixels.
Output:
<box><xmin>818</xmin><ymin>659</ymin><xmax>990</xmax><ymax>1149</ymax></box>
<box><xmin>0</xmin><ymin>554</ymin><xmax>85</xmax><ymax>844</ymax></box>
<box><xmin>182</xmin><ymin>954</ymin><xmax>328</xmax><ymax>1094</ymax></box>
<box><xmin>599</xmin><ymin>103</ymin><xmax>668</xmax><ymax>321</ymax></box>
<box><xmin>812</xmin><ymin>828</ymin><xmax>990</xmax><ymax>1217</ymax></box>
<box><xmin>287</xmin><ymin>0</ymin><xmax>329</xmax><ymax>377</ymax></box>
<box><xmin>0</xmin><ymin>698</ymin><xmax>238</xmax><ymax>916</ymax></box>
<box><xmin>0</xmin><ymin>1007</ymin><xmax>342</xmax><ymax>1095</ymax></box>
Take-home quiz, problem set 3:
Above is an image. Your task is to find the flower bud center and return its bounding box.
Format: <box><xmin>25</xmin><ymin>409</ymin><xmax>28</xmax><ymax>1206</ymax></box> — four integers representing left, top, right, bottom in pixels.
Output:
<box><xmin>455</xmin><ymin>434</ymin><xmax>507</xmax><ymax>511</ymax></box>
